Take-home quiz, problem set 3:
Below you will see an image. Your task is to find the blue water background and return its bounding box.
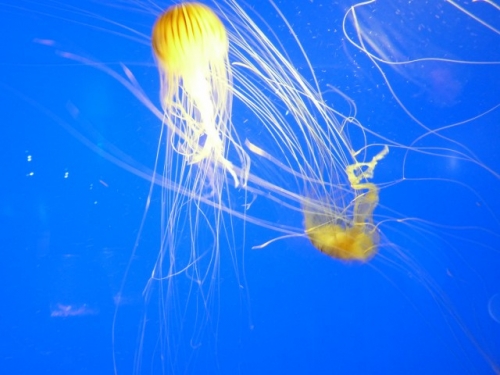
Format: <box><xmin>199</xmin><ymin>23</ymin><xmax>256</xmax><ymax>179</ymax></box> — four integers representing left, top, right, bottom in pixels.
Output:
<box><xmin>1</xmin><ymin>1</ymin><xmax>499</xmax><ymax>374</ymax></box>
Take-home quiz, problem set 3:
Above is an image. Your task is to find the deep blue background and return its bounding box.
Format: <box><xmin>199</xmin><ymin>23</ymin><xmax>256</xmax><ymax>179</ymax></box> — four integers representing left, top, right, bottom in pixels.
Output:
<box><xmin>1</xmin><ymin>1</ymin><xmax>499</xmax><ymax>374</ymax></box>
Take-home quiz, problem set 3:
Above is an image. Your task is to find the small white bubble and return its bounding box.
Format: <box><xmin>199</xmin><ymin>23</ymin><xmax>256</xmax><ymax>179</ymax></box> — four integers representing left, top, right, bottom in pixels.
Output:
<box><xmin>27</xmin><ymin>155</ymin><xmax>32</xmax><ymax>162</ymax></box>
<box><xmin>63</xmin><ymin>172</ymin><xmax>69</xmax><ymax>179</ymax></box>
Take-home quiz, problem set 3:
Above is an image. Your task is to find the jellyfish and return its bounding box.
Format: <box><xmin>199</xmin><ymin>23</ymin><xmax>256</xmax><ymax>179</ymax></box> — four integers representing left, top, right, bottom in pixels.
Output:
<box><xmin>151</xmin><ymin>3</ymin><xmax>249</xmax><ymax>189</ymax></box>
<box><xmin>304</xmin><ymin>145</ymin><xmax>388</xmax><ymax>261</ymax></box>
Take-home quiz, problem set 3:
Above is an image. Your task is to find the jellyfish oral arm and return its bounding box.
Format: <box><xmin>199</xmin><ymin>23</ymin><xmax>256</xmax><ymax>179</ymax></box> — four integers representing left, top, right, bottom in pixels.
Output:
<box><xmin>347</xmin><ymin>145</ymin><xmax>389</xmax><ymax>226</ymax></box>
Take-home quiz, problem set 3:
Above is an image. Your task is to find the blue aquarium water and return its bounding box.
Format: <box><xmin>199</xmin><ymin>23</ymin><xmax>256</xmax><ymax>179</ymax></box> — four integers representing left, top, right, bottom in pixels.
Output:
<box><xmin>1</xmin><ymin>1</ymin><xmax>499</xmax><ymax>374</ymax></box>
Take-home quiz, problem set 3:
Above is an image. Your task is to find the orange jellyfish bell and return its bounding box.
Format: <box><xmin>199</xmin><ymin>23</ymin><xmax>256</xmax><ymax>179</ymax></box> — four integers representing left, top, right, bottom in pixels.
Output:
<box><xmin>151</xmin><ymin>2</ymin><xmax>229</xmax><ymax>75</ymax></box>
<box><xmin>304</xmin><ymin>217</ymin><xmax>379</xmax><ymax>262</ymax></box>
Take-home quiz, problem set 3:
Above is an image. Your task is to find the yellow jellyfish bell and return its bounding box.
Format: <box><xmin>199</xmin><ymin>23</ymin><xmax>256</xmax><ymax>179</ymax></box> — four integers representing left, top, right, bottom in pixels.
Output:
<box><xmin>152</xmin><ymin>3</ymin><xmax>228</xmax><ymax>75</ymax></box>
